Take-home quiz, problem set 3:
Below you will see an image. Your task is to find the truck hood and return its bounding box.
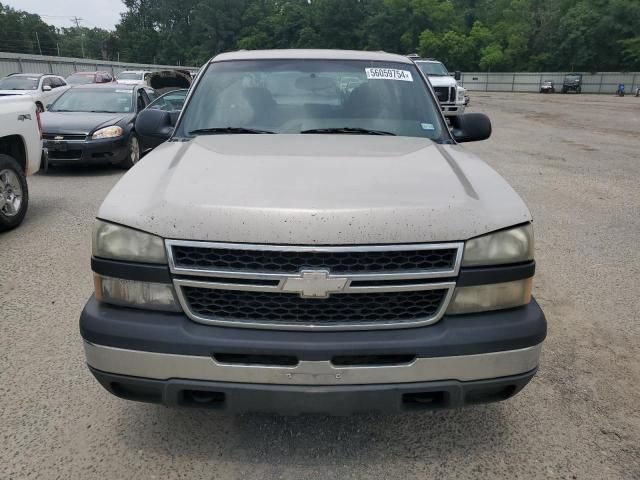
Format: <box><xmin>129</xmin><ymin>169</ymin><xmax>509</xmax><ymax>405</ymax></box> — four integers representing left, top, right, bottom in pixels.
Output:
<box><xmin>40</xmin><ymin>111</ymin><xmax>130</xmax><ymax>135</ymax></box>
<box><xmin>428</xmin><ymin>76</ymin><xmax>457</xmax><ymax>88</ymax></box>
<box><xmin>98</xmin><ymin>135</ymin><xmax>531</xmax><ymax>244</ymax></box>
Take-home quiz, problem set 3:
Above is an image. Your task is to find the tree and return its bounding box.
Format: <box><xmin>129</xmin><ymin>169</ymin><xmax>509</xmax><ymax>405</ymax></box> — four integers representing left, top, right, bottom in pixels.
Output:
<box><xmin>2</xmin><ymin>0</ymin><xmax>640</xmax><ymax>72</ymax></box>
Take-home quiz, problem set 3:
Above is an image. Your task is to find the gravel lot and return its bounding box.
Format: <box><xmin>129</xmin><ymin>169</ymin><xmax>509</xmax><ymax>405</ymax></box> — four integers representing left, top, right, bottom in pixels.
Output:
<box><xmin>1</xmin><ymin>92</ymin><xmax>639</xmax><ymax>480</ymax></box>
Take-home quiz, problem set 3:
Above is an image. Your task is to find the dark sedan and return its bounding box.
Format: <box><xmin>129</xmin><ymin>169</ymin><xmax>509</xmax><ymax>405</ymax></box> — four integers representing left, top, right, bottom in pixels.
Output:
<box><xmin>41</xmin><ymin>83</ymin><xmax>155</xmax><ymax>168</ymax></box>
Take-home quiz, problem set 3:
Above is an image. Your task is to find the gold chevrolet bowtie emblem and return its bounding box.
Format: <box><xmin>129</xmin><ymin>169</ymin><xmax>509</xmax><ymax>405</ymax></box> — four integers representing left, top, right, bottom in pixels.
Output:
<box><xmin>281</xmin><ymin>270</ymin><xmax>348</xmax><ymax>298</ymax></box>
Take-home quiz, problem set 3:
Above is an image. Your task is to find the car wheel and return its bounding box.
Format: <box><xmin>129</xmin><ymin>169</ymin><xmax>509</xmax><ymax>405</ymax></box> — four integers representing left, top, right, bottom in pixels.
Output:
<box><xmin>0</xmin><ymin>154</ymin><xmax>29</xmax><ymax>232</ymax></box>
<box><xmin>120</xmin><ymin>134</ymin><xmax>141</xmax><ymax>169</ymax></box>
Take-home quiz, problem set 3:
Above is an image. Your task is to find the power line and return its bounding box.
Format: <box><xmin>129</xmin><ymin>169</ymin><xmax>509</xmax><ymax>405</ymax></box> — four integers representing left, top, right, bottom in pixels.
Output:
<box><xmin>70</xmin><ymin>17</ymin><xmax>85</xmax><ymax>58</ymax></box>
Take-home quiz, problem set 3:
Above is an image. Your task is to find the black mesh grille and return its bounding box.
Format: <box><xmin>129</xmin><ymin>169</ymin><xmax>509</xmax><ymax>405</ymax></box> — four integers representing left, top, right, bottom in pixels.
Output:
<box><xmin>433</xmin><ymin>86</ymin><xmax>453</xmax><ymax>103</ymax></box>
<box><xmin>43</xmin><ymin>133</ymin><xmax>87</xmax><ymax>141</ymax></box>
<box><xmin>47</xmin><ymin>149</ymin><xmax>82</xmax><ymax>159</ymax></box>
<box><xmin>181</xmin><ymin>287</ymin><xmax>447</xmax><ymax>325</ymax></box>
<box><xmin>172</xmin><ymin>246</ymin><xmax>457</xmax><ymax>274</ymax></box>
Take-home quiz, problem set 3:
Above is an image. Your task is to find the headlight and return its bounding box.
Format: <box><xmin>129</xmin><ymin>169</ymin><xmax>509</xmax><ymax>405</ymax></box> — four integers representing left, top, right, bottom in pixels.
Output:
<box><xmin>92</xmin><ymin>125</ymin><xmax>123</xmax><ymax>139</ymax></box>
<box><xmin>457</xmin><ymin>87</ymin><xmax>466</xmax><ymax>100</ymax></box>
<box><xmin>446</xmin><ymin>278</ymin><xmax>532</xmax><ymax>315</ymax></box>
<box><xmin>94</xmin><ymin>274</ymin><xmax>180</xmax><ymax>311</ymax></box>
<box><xmin>462</xmin><ymin>224</ymin><xmax>533</xmax><ymax>267</ymax></box>
<box><xmin>93</xmin><ymin>220</ymin><xmax>166</xmax><ymax>264</ymax></box>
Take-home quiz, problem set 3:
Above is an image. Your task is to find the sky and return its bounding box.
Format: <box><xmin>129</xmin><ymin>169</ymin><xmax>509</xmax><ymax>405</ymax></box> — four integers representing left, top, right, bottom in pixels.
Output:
<box><xmin>6</xmin><ymin>0</ymin><xmax>126</xmax><ymax>30</ymax></box>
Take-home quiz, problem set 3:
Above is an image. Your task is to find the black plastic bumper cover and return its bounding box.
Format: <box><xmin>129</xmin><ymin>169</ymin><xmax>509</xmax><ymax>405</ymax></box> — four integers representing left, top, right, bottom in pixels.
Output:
<box><xmin>80</xmin><ymin>296</ymin><xmax>546</xmax><ymax>361</ymax></box>
<box><xmin>45</xmin><ymin>136</ymin><xmax>129</xmax><ymax>164</ymax></box>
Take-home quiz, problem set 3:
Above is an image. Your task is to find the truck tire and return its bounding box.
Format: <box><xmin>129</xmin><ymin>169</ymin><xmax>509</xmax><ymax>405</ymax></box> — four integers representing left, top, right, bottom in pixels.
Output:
<box><xmin>0</xmin><ymin>154</ymin><xmax>29</xmax><ymax>232</ymax></box>
<box><xmin>118</xmin><ymin>134</ymin><xmax>140</xmax><ymax>169</ymax></box>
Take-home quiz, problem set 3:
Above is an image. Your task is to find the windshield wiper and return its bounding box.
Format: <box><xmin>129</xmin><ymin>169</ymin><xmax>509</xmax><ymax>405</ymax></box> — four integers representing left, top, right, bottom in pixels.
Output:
<box><xmin>301</xmin><ymin>127</ymin><xmax>396</xmax><ymax>136</ymax></box>
<box><xmin>189</xmin><ymin>127</ymin><xmax>275</xmax><ymax>135</ymax></box>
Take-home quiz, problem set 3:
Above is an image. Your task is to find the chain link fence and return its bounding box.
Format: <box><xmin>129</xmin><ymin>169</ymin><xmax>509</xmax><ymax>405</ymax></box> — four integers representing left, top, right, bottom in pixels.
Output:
<box><xmin>0</xmin><ymin>51</ymin><xmax>199</xmax><ymax>79</ymax></box>
<box><xmin>460</xmin><ymin>72</ymin><xmax>639</xmax><ymax>94</ymax></box>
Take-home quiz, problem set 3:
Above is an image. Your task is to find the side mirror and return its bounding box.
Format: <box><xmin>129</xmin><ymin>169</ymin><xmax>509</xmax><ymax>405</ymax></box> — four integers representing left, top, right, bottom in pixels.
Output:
<box><xmin>450</xmin><ymin>113</ymin><xmax>491</xmax><ymax>143</ymax></box>
<box><xmin>135</xmin><ymin>108</ymin><xmax>176</xmax><ymax>140</ymax></box>
<box><xmin>454</xmin><ymin>71</ymin><xmax>461</xmax><ymax>81</ymax></box>
<box><xmin>42</xmin><ymin>85</ymin><xmax>52</xmax><ymax>92</ymax></box>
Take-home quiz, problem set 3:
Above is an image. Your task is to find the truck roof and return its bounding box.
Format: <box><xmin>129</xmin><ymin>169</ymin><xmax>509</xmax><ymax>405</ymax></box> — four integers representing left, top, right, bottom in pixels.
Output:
<box><xmin>212</xmin><ymin>49</ymin><xmax>412</xmax><ymax>64</ymax></box>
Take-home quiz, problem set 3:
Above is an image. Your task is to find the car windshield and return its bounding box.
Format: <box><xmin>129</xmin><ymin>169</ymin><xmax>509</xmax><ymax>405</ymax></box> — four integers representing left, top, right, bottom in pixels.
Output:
<box><xmin>148</xmin><ymin>89</ymin><xmax>188</xmax><ymax>111</ymax></box>
<box><xmin>118</xmin><ymin>72</ymin><xmax>142</xmax><ymax>80</ymax></box>
<box><xmin>66</xmin><ymin>74</ymin><xmax>95</xmax><ymax>85</ymax></box>
<box><xmin>49</xmin><ymin>89</ymin><xmax>133</xmax><ymax>113</ymax></box>
<box><xmin>416</xmin><ymin>62</ymin><xmax>449</xmax><ymax>76</ymax></box>
<box><xmin>176</xmin><ymin>59</ymin><xmax>446</xmax><ymax>141</ymax></box>
<box><xmin>0</xmin><ymin>76</ymin><xmax>39</xmax><ymax>90</ymax></box>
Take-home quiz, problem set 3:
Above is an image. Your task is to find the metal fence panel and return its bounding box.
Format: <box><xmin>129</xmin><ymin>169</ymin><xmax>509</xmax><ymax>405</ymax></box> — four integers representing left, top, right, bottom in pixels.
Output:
<box><xmin>4</xmin><ymin>53</ymin><xmax>638</xmax><ymax>95</ymax></box>
<box><xmin>461</xmin><ymin>71</ymin><xmax>639</xmax><ymax>93</ymax></box>
<box><xmin>0</xmin><ymin>52</ymin><xmax>199</xmax><ymax>80</ymax></box>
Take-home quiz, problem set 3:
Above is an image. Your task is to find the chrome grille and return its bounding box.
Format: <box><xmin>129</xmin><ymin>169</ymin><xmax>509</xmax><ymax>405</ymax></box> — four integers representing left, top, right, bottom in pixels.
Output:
<box><xmin>167</xmin><ymin>240</ymin><xmax>462</xmax><ymax>331</ymax></box>
<box><xmin>171</xmin><ymin>244</ymin><xmax>458</xmax><ymax>274</ymax></box>
<box><xmin>182</xmin><ymin>287</ymin><xmax>448</xmax><ymax>327</ymax></box>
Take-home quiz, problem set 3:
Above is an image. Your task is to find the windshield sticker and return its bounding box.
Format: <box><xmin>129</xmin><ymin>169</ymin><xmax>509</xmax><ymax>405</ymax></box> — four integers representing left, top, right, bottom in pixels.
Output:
<box><xmin>421</xmin><ymin>123</ymin><xmax>435</xmax><ymax>131</ymax></box>
<box><xmin>365</xmin><ymin>68</ymin><xmax>413</xmax><ymax>82</ymax></box>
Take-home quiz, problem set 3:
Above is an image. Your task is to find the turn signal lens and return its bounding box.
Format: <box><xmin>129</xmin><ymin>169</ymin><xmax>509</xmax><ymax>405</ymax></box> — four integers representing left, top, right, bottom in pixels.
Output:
<box><xmin>446</xmin><ymin>278</ymin><xmax>533</xmax><ymax>315</ymax></box>
<box><xmin>94</xmin><ymin>274</ymin><xmax>181</xmax><ymax>312</ymax></box>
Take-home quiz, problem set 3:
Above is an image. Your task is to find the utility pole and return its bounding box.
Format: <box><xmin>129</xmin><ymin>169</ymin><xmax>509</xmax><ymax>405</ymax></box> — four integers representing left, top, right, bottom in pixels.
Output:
<box><xmin>57</xmin><ymin>43</ymin><xmax>60</xmax><ymax>56</ymax></box>
<box><xmin>35</xmin><ymin>32</ymin><xmax>42</xmax><ymax>55</ymax></box>
<box><xmin>71</xmin><ymin>16</ymin><xmax>85</xmax><ymax>58</ymax></box>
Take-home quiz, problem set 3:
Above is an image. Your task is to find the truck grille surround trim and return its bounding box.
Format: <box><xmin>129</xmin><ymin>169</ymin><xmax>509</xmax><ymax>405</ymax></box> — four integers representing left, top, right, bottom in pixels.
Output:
<box><xmin>166</xmin><ymin>240</ymin><xmax>463</xmax><ymax>331</ymax></box>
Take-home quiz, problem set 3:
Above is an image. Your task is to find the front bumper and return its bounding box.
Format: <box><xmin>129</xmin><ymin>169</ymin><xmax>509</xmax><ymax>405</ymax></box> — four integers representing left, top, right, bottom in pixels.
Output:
<box><xmin>44</xmin><ymin>136</ymin><xmax>128</xmax><ymax>165</ymax></box>
<box><xmin>80</xmin><ymin>297</ymin><xmax>546</xmax><ymax>413</ymax></box>
<box><xmin>440</xmin><ymin>103</ymin><xmax>466</xmax><ymax>116</ymax></box>
<box><xmin>90</xmin><ymin>367</ymin><xmax>538</xmax><ymax>414</ymax></box>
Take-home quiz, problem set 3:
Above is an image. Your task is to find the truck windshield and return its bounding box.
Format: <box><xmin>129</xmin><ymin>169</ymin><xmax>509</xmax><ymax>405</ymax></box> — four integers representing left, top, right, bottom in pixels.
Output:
<box><xmin>176</xmin><ymin>59</ymin><xmax>446</xmax><ymax>141</ymax></box>
<box><xmin>49</xmin><ymin>90</ymin><xmax>133</xmax><ymax>113</ymax></box>
<box><xmin>0</xmin><ymin>76</ymin><xmax>39</xmax><ymax>90</ymax></box>
<box><xmin>415</xmin><ymin>62</ymin><xmax>449</xmax><ymax>76</ymax></box>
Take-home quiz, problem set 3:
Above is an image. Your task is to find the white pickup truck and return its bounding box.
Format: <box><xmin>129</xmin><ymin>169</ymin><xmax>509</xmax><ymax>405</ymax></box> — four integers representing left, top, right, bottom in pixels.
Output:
<box><xmin>0</xmin><ymin>96</ymin><xmax>42</xmax><ymax>231</ymax></box>
<box><xmin>412</xmin><ymin>57</ymin><xmax>466</xmax><ymax>117</ymax></box>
